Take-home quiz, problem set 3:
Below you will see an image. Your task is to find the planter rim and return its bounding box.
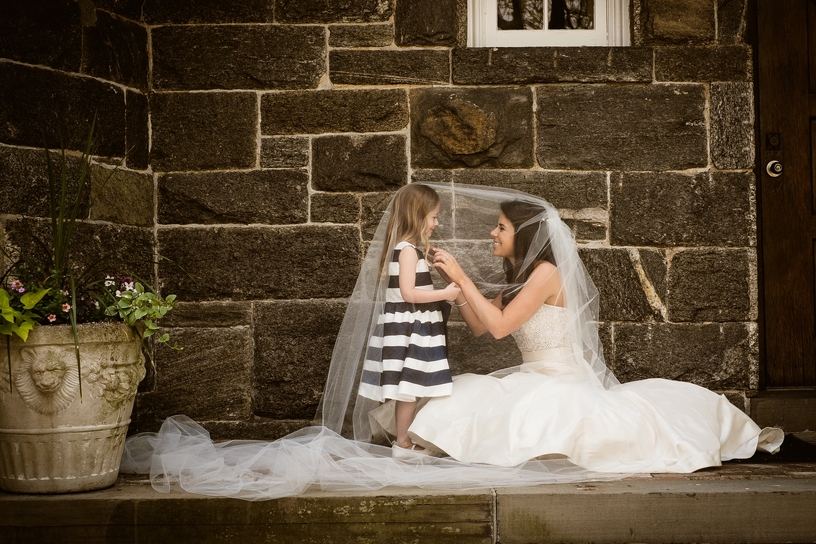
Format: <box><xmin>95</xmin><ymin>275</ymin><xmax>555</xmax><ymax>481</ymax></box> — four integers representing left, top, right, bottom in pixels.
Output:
<box><xmin>4</xmin><ymin>321</ymin><xmax>140</xmax><ymax>346</ymax></box>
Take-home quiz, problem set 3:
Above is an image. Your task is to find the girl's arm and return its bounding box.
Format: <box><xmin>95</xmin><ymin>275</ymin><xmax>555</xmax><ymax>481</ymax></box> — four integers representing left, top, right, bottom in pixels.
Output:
<box><xmin>433</xmin><ymin>248</ymin><xmax>562</xmax><ymax>339</ymax></box>
<box><xmin>398</xmin><ymin>246</ymin><xmax>460</xmax><ymax>303</ymax></box>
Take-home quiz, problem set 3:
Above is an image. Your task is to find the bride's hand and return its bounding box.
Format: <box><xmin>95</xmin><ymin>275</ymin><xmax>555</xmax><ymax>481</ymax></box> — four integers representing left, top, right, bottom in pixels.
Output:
<box><xmin>432</xmin><ymin>247</ymin><xmax>465</xmax><ymax>284</ymax></box>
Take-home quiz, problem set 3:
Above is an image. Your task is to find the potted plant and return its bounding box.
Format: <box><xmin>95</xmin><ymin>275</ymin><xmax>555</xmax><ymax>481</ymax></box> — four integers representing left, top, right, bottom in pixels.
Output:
<box><xmin>0</xmin><ymin>119</ymin><xmax>178</xmax><ymax>493</ymax></box>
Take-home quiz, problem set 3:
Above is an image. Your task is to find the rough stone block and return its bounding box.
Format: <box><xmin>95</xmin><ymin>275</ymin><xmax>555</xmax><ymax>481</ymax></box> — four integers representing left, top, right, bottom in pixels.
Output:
<box><xmin>452</xmin><ymin>170</ymin><xmax>607</xmax><ymax>241</ymax></box>
<box><xmin>275</xmin><ymin>0</ymin><xmax>394</xmax><ymax>23</ymax></box>
<box><xmin>580</xmin><ymin>248</ymin><xmax>663</xmax><ymax>322</ymax></box>
<box><xmin>0</xmin><ymin>146</ymin><xmax>84</xmax><ymax>218</ymax></box>
<box><xmin>312</xmin><ymin>135</ymin><xmax>407</xmax><ymax>192</ymax></box>
<box><xmin>149</xmin><ymin>92</ymin><xmax>256</xmax><ymax>172</ymax></box>
<box><xmin>654</xmin><ymin>45</ymin><xmax>751</xmax><ymax>82</ymax></box>
<box><xmin>447</xmin><ymin>322</ymin><xmax>521</xmax><ymax>375</ymax></box>
<box><xmin>610</xmin><ymin>171</ymin><xmax>753</xmax><ymax>247</ymax></box>
<box><xmin>411</xmin><ymin>87</ymin><xmax>534</xmax><ymax>169</ymax></box>
<box><xmin>141</xmin><ymin>327</ymin><xmax>253</xmax><ymax>420</ymax></box>
<box><xmin>191</xmin><ymin>419</ymin><xmax>313</xmax><ymax>441</ymax></box>
<box><xmin>125</xmin><ymin>90</ymin><xmax>148</xmax><ymax>170</ymax></box>
<box><xmin>361</xmin><ymin>192</ymin><xmax>395</xmax><ymax>241</ymax></box>
<box><xmin>6</xmin><ymin>218</ymin><xmax>153</xmax><ymax>281</ymax></box>
<box><xmin>0</xmin><ymin>0</ymin><xmax>82</xmax><ymax>71</ymax></box>
<box><xmin>395</xmin><ymin>0</ymin><xmax>460</xmax><ymax>46</ymax></box>
<box><xmin>639</xmin><ymin>0</ymin><xmax>715</xmax><ymax>44</ymax></box>
<box><xmin>253</xmin><ymin>300</ymin><xmax>347</xmax><ymax>419</ymax></box>
<box><xmin>153</xmin><ymin>25</ymin><xmax>325</xmax><ymax>91</ymax></box>
<box><xmin>639</xmin><ymin>249</ymin><xmax>668</xmax><ymax>302</ymax></box>
<box><xmin>710</xmin><ymin>82</ymin><xmax>754</xmax><ymax>169</ymax></box>
<box><xmin>718</xmin><ymin>0</ymin><xmax>748</xmax><ymax>44</ymax></box>
<box><xmin>536</xmin><ymin>84</ymin><xmax>707</xmax><ymax>170</ymax></box>
<box><xmin>412</xmin><ymin>170</ymin><xmax>453</xmax><ymax>185</ymax></box>
<box><xmin>329</xmin><ymin>23</ymin><xmax>394</xmax><ymax>47</ymax></box>
<box><xmin>453</xmin><ymin>47</ymin><xmax>653</xmax><ymax>85</ymax></box>
<box><xmin>90</xmin><ymin>166</ymin><xmax>153</xmax><ymax>227</ymax></box>
<box><xmin>612</xmin><ymin>323</ymin><xmax>754</xmax><ymax>389</ymax></box>
<box><xmin>453</xmin><ymin>170</ymin><xmax>606</xmax><ymax>210</ymax></box>
<box><xmin>311</xmin><ymin>193</ymin><xmax>360</xmax><ymax>223</ymax></box>
<box><xmin>260</xmin><ymin>137</ymin><xmax>309</xmax><ymax>168</ymax></box>
<box><xmin>82</xmin><ymin>9</ymin><xmax>148</xmax><ymax>90</ymax></box>
<box><xmin>158</xmin><ymin>170</ymin><xmax>308</xmax><ymax>225</ymax></box>
<box><xmin>668</xmin><ymin>249</ymin><xmax>753</xmax><ymax>322</ymax></box>
<box><xmin>91</xmin><ymin>0</ymin><xmax>143</xmax><ymax>21</ymax></box>
<box><xmin>142</xmin><ymin>0</ymin><xmax>274</xmax><ymax>24</ymax></box>
<box><xmin>330</xmin><ymin>50</ymin><xmax>449</xmax><ymax>85</ymax></box>
<box><xmin>0</xmin><ymin>63</ymin><xmax>126</xmax><ymax>157</ymax></box>
<box><xmin>161</xmin><ymin>301</ymin><xmax>253</xmax><ymax>328</ymax></box>
<box><xmin>261</xmin><ymin>90</ymin><xmax>408</xmax><ymax>135</ymax></box>
<box><xmin>157</xmin><ymin>226</ymin><xmax>360</xmax><ymax>300</ymax></box>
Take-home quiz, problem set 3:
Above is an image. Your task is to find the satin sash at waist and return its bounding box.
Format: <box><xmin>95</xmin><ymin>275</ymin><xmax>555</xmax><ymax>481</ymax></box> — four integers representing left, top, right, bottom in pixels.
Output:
<box><xmin>519</xmin><ymin>345</ymin><xmax>574</xmax><ymax>364</ymax></box>
<box><xmin>519</xmin><ymin>345</ymin><xmax>598</xmax><ymax>383</ymax></box>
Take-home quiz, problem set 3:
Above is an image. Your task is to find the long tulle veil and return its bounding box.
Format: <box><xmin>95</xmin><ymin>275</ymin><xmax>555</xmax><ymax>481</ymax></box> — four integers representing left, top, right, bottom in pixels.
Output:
<box><xmin>121</xmin><ymin>183</ymin><xmax>622</xmax><ymax>500</ymax></box>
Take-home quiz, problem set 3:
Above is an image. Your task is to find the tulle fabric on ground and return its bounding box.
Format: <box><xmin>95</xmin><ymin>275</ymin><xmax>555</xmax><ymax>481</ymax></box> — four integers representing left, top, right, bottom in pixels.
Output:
<box><xmin>120</xmin><ymin>415</ymin><xmax>620</xmax><ymax>501</ymax></box>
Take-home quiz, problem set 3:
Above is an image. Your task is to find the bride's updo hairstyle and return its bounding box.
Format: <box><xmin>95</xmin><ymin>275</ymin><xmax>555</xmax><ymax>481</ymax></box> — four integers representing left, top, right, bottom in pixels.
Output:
<box><xmin>499</xmin><ymin>199</ymin><xmax>556</xmax><ymax>306</ymax></box>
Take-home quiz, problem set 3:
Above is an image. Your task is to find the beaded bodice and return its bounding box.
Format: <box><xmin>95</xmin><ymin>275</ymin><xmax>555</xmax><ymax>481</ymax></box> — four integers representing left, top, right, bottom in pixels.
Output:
<box><xmin>511</xmin><ymin>304</ymin><xmax>571</xmax><ymax>353</ymax></box>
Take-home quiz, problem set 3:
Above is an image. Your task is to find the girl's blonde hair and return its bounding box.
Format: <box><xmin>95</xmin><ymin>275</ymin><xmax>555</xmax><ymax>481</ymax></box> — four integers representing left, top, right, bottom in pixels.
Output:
<box><xmin>380</xmin><ymin>184</ymin><xmax>441</xmax><ymax>275</ymax></box>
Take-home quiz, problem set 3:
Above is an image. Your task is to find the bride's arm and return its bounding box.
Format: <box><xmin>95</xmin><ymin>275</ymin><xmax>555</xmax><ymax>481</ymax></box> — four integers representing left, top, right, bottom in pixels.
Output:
<box><xmin>433</xmin><ymin>249</ymin><xmax>561</xmax><ymax>339</ymax></box>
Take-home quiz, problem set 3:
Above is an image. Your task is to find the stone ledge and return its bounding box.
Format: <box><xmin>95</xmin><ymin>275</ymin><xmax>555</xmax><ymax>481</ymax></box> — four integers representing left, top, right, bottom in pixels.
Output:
<box><xmin>2</xmin><ymin>472</ymin><xmax>814</xmax><ymax>543</ymax></box>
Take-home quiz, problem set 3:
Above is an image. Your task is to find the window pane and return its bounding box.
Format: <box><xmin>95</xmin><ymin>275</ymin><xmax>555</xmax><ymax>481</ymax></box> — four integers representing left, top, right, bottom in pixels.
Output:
<box><xmin>548</xmin><ymin>0</ymin><xmax>594</xmax><ymax>29</ymax></box>
<box><xmin>498</xmin><ymin>0</ymin><xmax>544</xmax><ymax>30</ymax></box>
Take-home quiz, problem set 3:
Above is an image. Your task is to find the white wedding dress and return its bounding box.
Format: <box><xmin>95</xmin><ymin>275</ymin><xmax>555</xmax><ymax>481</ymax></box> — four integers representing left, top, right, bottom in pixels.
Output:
<box><xmin>372</xmin><ymin>304</ymin><xmax>783</xmax><ymax>472</ymax></box>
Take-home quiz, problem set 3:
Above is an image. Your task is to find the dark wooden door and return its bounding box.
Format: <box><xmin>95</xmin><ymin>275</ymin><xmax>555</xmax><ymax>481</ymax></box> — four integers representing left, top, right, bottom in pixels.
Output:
<box><xmin>758</xmin><ymin>0</ymin><xmax>816</xmax><ymax>386</ymax></box>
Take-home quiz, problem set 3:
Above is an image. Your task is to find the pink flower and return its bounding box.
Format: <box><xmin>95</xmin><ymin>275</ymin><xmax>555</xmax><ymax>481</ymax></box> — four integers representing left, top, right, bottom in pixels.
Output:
<box><xmin>47</xmin><ymin>314</ymin><xmax>57</xmax><ymax>323</ymax></box>
<box><xmin>62</xmin><ymin>290</ymin><xmax>69</xmax><ymax>297</ymax></box>
<box><xmin>62</xmin><ymin>303</ymin><xmax>71</xmax><ymax>312</ymax></box>
<box><xmin>17</xmin><ymin>287</ymin><xmax>25</xmax><ymax>293</ymax></box>
<box><xmin>10</xmin><ymin>279</ymin><xmax>23</xmax><ymax>290</ymax></box>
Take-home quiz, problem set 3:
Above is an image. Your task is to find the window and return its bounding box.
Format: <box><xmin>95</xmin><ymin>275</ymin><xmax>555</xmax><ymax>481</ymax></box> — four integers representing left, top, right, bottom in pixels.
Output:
<box><xmin>469</xmin><ymin>0</ymin><xmax>630</xmax><ymax>47</ymax></box>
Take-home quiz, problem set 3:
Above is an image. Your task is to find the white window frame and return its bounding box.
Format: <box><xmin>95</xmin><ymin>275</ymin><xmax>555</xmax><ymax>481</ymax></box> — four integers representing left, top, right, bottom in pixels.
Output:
<box><xmin>468</xmin><ymin>0</ymin><xmax>630</xmax><ymax>47</ymax></box>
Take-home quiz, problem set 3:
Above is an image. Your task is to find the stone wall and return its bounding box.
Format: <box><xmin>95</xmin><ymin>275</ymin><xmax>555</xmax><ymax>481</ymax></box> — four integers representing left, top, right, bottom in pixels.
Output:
<box><xmin>0</xmin><ymin>0</ymin><xmax>758</xmax><ymax>438</ymax></box>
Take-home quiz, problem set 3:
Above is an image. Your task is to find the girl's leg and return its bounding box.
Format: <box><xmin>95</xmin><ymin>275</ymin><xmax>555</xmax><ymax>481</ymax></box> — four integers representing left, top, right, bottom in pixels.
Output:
<box><xmin>394</xmin><ymin>400</ymin><xmax>422</xmax><ymax>449</ymax></box>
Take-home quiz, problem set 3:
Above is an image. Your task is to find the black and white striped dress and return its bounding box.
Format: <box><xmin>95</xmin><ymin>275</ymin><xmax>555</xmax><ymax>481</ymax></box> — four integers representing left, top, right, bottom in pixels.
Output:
<box><xmin>358</xmin><ymin>241</ymin><xmax>453</xmax><ymax>402</ymax></box>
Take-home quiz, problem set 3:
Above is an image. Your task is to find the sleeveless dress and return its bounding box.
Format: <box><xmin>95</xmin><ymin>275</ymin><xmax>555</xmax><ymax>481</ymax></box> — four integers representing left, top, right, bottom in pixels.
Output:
<box><xmin>358</xmin><ymin>241</ymin><xmax>453</xmax><ymax>403</ymax></box>
<box><xmin>378</xmin><ymin>304</ymin><xmax>783</xmax><ymax>471</ymax></box>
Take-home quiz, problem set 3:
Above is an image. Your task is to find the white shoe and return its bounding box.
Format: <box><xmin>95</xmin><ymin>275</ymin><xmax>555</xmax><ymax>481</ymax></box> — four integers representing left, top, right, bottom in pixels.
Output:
<box><xmin>391</xmin><ymin>443</ymin><xmax>435</xmax><ymax>461</ymax></box>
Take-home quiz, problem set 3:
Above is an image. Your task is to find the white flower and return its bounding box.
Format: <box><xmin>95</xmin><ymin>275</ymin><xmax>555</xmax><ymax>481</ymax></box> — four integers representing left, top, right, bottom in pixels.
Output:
<box><xmin>104</xmin><ymin>280</ymin><xmax>115</xmax><ymax>287</ymax></box>
<box><xmin>115</xmin><ymin>290</ymin><xmax>121</xmax><ymax>297</ymax></box>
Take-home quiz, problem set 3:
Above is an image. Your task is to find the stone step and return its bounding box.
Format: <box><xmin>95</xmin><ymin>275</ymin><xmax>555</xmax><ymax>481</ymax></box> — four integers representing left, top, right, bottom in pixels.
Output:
<box><xmin>2</xmin><ymin>467</ymin><xmax>815</xmax><ymax>544</ymax></box>
<box><xmin>750</xmin><ymin>388</ymin><xmax>816</xmax><ymax>432</ymax></box>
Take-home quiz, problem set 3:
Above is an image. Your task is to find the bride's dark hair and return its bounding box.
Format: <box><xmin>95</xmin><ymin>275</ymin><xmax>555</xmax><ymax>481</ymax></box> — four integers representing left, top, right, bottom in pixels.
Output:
<box><xmin>500</xmin><ymin>199</ymin><xmax>556</xmax><ymax>306</ymax></box>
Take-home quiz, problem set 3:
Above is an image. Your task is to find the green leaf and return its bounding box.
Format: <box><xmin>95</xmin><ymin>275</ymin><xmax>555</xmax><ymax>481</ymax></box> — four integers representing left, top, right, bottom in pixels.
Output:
<box><xmin>165</xmin><ymin>294</ymin><xmax>176</xmax><ymax>303</ymax></box>
<box><xmin>157</xmin><ymin>333</ymin><xmax>170</xmax><ymax>343</ymax></box>
<box><xmin>142</xmin><ymin>328</ymin><xmax>155</xmax><ymax>337</ymax></box>
<box><xmin>12</xmin><ymin>321</ymin><xmax>33</xmax><ymax>341</ymax></box>
<box><xmin>20</xmin><ymin>288</ymin><xmax>50</xmax><ymax>310</ymax></box>
<box><xmin>133</xmin><ymin>308</ymin><xmax>147</xmax><ymax>320</ymax></box>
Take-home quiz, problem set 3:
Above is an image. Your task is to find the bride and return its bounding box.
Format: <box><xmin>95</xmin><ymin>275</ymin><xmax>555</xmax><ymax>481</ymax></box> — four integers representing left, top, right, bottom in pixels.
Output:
<box><xmin>122</xmin><ymin>183</ymin><xmax>782</xmax><ymax>499</ymax></box>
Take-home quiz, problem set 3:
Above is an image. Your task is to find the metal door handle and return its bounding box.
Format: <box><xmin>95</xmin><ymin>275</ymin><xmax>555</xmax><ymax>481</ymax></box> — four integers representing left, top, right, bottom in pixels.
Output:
<box><xmin>766</xmin><ymin>160</ymin><xmax>783</xmax><ymax>177</ymax></box>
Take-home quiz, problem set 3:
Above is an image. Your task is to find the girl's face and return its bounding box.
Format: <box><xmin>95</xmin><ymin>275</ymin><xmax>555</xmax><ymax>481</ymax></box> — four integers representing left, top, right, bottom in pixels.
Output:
<box><xmin>424</xmin><ymin>204</ymin><xmax>441</xmax><ymax>238</ymax></box>
<box><xmin>491</xmin><ymin>213</ymin><xmax>516</xmax><ymax>261</ymax></box>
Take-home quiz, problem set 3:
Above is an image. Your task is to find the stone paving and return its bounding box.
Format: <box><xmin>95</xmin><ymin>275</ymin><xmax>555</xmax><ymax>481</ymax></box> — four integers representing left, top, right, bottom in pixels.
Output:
<box><xmin>2</xmin><ymin>444</ymin><xmax>815</xmax><ymax>544</ymax></box>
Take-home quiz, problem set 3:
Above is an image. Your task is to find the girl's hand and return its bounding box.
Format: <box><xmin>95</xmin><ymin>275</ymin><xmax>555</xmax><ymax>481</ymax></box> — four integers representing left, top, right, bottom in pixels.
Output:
<box><xmin>441</xmin><ymin>282</ymin><xmax>461</xmax><ymax>302</ymax></box>
<box><xmin>432</xmin><ymin>247</ymin><xmax>465</xmax><ymax>284</ymax></box>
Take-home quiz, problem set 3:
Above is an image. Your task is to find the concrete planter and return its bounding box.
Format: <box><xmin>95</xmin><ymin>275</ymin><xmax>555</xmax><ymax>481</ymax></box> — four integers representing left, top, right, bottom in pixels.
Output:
<box><xmin>0</xmin><ymin>322</ymin><xmax>145</xmax><ymax>493</ymax></box>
